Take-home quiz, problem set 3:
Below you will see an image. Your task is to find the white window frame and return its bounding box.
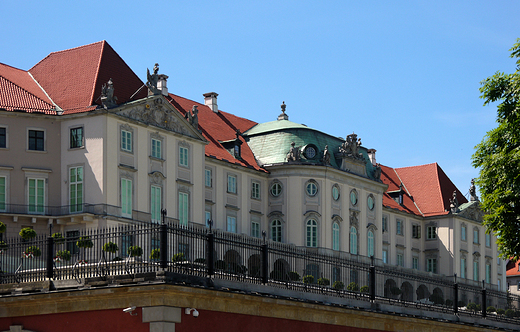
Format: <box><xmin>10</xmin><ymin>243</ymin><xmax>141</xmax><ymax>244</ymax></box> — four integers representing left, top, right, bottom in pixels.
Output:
<box><xmin>350</xmin><ymin>226</ymin><xmax>358</xmax><ymax>255</ymax></box>
<box><xmin>151</xmin><ymin>185</ymin><xmax>161</xmax><ymax>223</ymax></box>
<box><xmin>271</xmin><ymin>219</ymin><xmax>282</xmax><ymax>242</ymax></box>
<box><xmin>205</xmin><ymin>168</ymin><xmax>212</xmax><ymax>187</ymax></box>
<box><xmin>412</xmin><ymin>224</ymin><xmax>421</xmax><ymax>239</ymax></box>
<box><xmin>69</xmin><ymin>166</ymin><xmax>84</xmax><ymax>213</ymax></box>
<box><xmin>305</xmin><ymin>180</ymin><xmax>318</xmax><ymax>197</ymax></box>
<box><xmin>205</xmin><ymin>210</ymin><xmax>212</xmax><ymax>228</ymax></box>
<box><xmin>251</xmin><ymin>221</ymin><xmax>260</xmax><ymax>238</ymax></box>
<box><xmin>306</xmin><ymin>219</ymin><xmax>318</xmax><ymax>248</ymax></box>
<box><xmin>121</xmin><ymin>178</ymin><xmax>132</xmax><ymax>218</ymax></box>
<box><xmin>461</xmin><ymin>224</ymin><xmax>467</xmax><ymax>241</ymax></box>
<box><xmin>382</xmin><ymin>249</ymin><xmax>388</xmax><ymax>264</ymax></box>
<box><xmin>485</xmin><ymin>233</ymin><xmax>491</xmax><ymax>247</ymax></box>
<box><xmin>251</xmin><ymin>181</ymin><xmax>260</xmax><ymax>199</ymax></box>
<box><xmin>332</xmin><ymin>222</ymin><xmax>340</xmax><ymax>251</ymax></box>
<box><xmin>28</xmin><ymin>178</ymin><xmax>45</xmax><ymax>214</ymax></box>
<box><xmin>473</xmin><ymin>260</ymin><xmax>479</xmax><ymax>281</ymax></box>
<box><xmin>367</xmin><ymin>230</ymin><xmax>374</xmax><ymax>257</ymax></box>
<box><xmin>396</xmin><ymin>219</ymin><xmax>403</xmax><ymax>235</ymax></box>
<box><xmin>473</xmin><ymin>228</ymin><xmax>479</xmax><ymax>244</ymax></box>
<box><xmin>179</xmin><ymin>146</ymin><xmax>189</xmax><ymax>167</ymax></box>
<box><xmin>179</xmin><ymin>192</ymin><xmax>189</xmax><ymax>226</ymax></box>
<box><xmin>485</xmin><ymin>263</ymin><xmax>491</xmax><ymax>284</ymax></box>
<box><xmin>426</xmin><ymin>226</ymin><xmax>436</xmax><ymax>239</ymax></box>
<box><xmin>70</xmin><ymin>126</ymin><xmax>84</xmax><ymax>149</ymax></box>
<box><xmin>427</xmin><ymin>258</ymin><xmax>437</xmax><ymax>273</ymax></box>
<box><xmin>397</xmin><ymin>253</ymin><xmax>404</xmax><ymax>267</ymax></box>
<box><xmin>151</xmin><ymin>138</ymin><xmax>161</xmax><ymax>159</ymax></box>
<box><xmin>461</xmin><ymin>257</ymin><xmax>467</xmax><ymax>279</ymax></box>
<box><xmin>227</xmin><ymin>174</ymin><xmax>237</xmax><ymax>194</ymax></box>
<box><xmin>227</xmin><ymin>216</ymin><xmax>237</xmax><ymax>233</ymax></box>
<box><xmin>121</xmin><ymin>129</ymin><xmax>132</xmax><ymax>152</ymax></box>
<box><xmin>412</xmin><ymin>257</ymin><xmax>419</xmax><ymax>270</ymax></box>
<box><xmin>270</xmin><ymin>181</ymin><xmax>282</xmax><ymax>197</ymax></box>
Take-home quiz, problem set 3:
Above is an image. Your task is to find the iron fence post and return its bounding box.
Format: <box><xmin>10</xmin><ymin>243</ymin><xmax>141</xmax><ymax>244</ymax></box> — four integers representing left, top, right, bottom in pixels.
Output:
<box><xmin>453</xmin><ymin>274</ymin><xmax>458</xmax><ymax>314</ymax></box>
<box><xmin>370</xmin><ymin>256</ymin><xmax>375</xmax><ymax>302</ymax></box>
<box><xmin>482</xmin><ymin>280</ymin><xmax>487</xmax><ymax>318</ymax></box>
<box><xmin>261</xmin><ymin>243</ymin><xmax>268</xmax><ymax>284</ymax></box>
<box><xmin>46</xmin><ymin>236</ymin><xmax>54</xmax><ymax>279</ymax></box>
<box><xmin>160</xmin><ymin>223</ymin><xmax>168</xmax><ymax>269</ymax></box>
<box><xmin>207</xmin><ymin>232</ymin><xmax>214</xmax><ymax>276</ymax></box>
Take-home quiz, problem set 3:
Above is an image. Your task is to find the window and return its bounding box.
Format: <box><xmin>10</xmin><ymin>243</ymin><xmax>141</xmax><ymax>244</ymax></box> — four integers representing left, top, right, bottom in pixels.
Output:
<box><xmin>382</xmin><ymin>215</ymin><xmax>388</xmax><ymax>232</ymax></box>
<box><xmin>179</xmin><ymin>192</ymin><xmax>189</xmax><ymax>226</ymax></box>
<box><xmin>427</xmin><ymin>258</ymin><xmax>437</xmax><ymax>273</ymax></box>
<box><xmin>306</xmin><ymin>219</ymin><xmax>318</xmax><ymax>247</ymax></box>
<box><xmin>0</xmin><ymin>127</ymin><xmax>6</xmax><ymax>148</ymax></box>
<box><xmin>367</xmin><ymin>194</ymin><xmax>375</xmax><ymax>210</ymax></box>
<box><xmin>332</xmin><ymin>185</ymin><xmax>340</xmax><ymax>201</ymax></box>
<box><xmin>66</xmin><ymin>230</ymin><xmax>80</xmax><ymax>255</ymax></box>
<box><xmin>396</xmin><ymin>219</ymin><xmax>403</xmax><ymax>235</ymax></box>
<box><xmin>28</xmin><ymin>130</ymin><xmax>44</xmax><ymax>151</ymax></box>
<box><xmin>473</xmin><ymin>260</ymin><xmax>479</xmax><ymax>281</ymax></box>
<box><xmin>70</xmin><ymin>127</ymin><xmax>84</xmax><ymax>149</ymax></box>
<box><xmin>205</xmin><ymin>211</ymin><xmax>212</xmax><ymax>228</ymax></box>
<box><xmin>151</xmin><ymin>186</ymin><xmax>161</xmax><ymax>222</ymax></box>
<box><xmin>473</xmin><ymin>228</ymin><xmax>479</xmax><ymax>244</ymax></box>
<box><xmin>234</xmin><ymin>144</ymin><xmax>241</xmax><ymax>158</ymax></box>
<box><xmin>367</xmin><ymin>230</ymin><xmax>374</xmax><ymax>257</ymax></box>
<box><xmin>382</xmin><ymin>249</ymin><xmax>388</xmax><ymax>264</ymax></box>
<box><xmin>227</xmin><ymin>216</ymin><xmax>237</xmax><ymax>233</ymax></box>
<box><xmin>121</xmin><ymin>233</ymin><xmax>134</xmax><ymax>257</ymax></box>
<box><xmin>461</xmin><ymin>257</ymin><xmax>467</xmax><ymax>279</ymax></box>
<box><xmin>350</xmin><ymin>190</ymin><xmax>358</xmax><ymax>205</ymax></box>
<box><xmin>332</xmin><ymin>266</ymin><xmax>341</xmax><ymax>283</ymax></box>
<box><xmin>332</xmin><ymin>222</ymin><xmax>340</xmax><ymax>251</ymax></box>
<box><xmin>485</xmin><ymin>233</ymin><xmax>491</xmax><ymax>247</ymax></box>
<box><xmin>121</xmin><ymin>129</ymin><xmax>132</xmax><ymax>152</ymax></box>
<box><xmin>69</xmin><ymin>166</ymin><xmax>83</xmax><ymax>213</ymax></box>
<box><xmin>397</xmin><ymin>253</ymin><xmax>404</xmax><ymax>267</ymax></box>
<box><xmin>271</xmin><ymin>220</ymin><xmax>282</xmax><ymax>242</ymax></box>
<box><xmin>251</xmin><ymin>181</ymin><xmax>260</xmax><ymax>199</ymax></box>
<box><xmin>227</xmin><ymin>175</ymin><xmax>237</xmax><ymax>194</ymax></box>
<box><xmin>121</xmin><ymin>178</ymin><xmax>132</xmax><ymax>218</ymax></box>
<box><xmin>461</xmin><ymin>224</ymin><xmax>467</xmax><ymax>241</ymax></box>
<box><xmin>205</xmin><ymin>169</ymin><xmax>212</xmax><ymax>187</ymax></box>
<box><xmin>426</xmin><ymin>226</ymin><xmax>436</xmax><ymax>239</ymax></box>
<box><xmin>413</xmin><ymin>257</ymin><xmax>419</xmax><ymax>270</ymax></box>
<box><xmin>412</xmin><ymin>224</ymin><xmax>421</xmax><ymax>239</ymax></box>
<box><xmin>270</xmin><ymin>182</ymin><xmax>282</xmax><ymax>197</ymax></box>
<box><xmin>486</xmin><ymin>263</ymin><xmax>491</xmax><ymax>284</ymax></box>
<box><xmin>0</xmin><ymin>176</ymin><xmax>5</xmax><ymax>211</ymax></box>
<box><xmin>251</xmin><ymin>221</ymin><xmax>260</xmax><ymax>238</ymax></box>
<box><xmin>151</xmin><ymin>138</ymin><xmax>161</xmax><ymax>159</ymax></box>
<box><xmin>179</xmin><ymin>146</ymin><xmax>189</xmax><ymax>167</ymax></box>
<box><xmin>28</xmin><ymin>178</ymin><xmax>45</xmax><ymax>214</ymax></box>
<box><xmin>306</xmin><ymin>180</ymin><xmax>318</xmax><ymax>197</ymax></box>
<box><xmin>350</xmin><ymin>226</ymin><xmax>357</xmax><ymax>255</ymax></box>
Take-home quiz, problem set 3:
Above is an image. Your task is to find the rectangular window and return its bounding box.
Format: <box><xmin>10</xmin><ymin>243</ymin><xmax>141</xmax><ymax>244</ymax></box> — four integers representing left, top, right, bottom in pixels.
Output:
<box><xmin>28</xmin><ymin>130</ymin><xmax>44</xmax><ymax>151</ymax></box>
<box><xmin>486</xmin><ymin>263</ymin><xmax>491</xmax><ymax>284</ymax></box>
<box><xmin>473</xmin><ymin>229</ymin><xmax>479</xmax><ymax>244</ymax></box>
<box><xmin>396</xmin><ymin>219</ymin><xmax>403</xmax><ymax>235</ymax></box>
<box><xmin>70</xmin><ymin>127</ymin><xmax>84</xmax><ymax>149</ymax></box>
<box><xmin>427</xmin><ymin>258</ymin><xmax>437</xmax><ymax>273</ymax></box>
<box><xmin>382</xmin><ymin>250</ymin><xmax>388</xmax><ymax>264</ymax></box>
<box><xmin>0</xmin><ymin>176</ymin><xmax>5</xmax><ymax>211</ymax></box>
<box><xmin>461</xmin><ymin>225</ymin><xmax>466</xmax><ymax>241</ymax></box>
<box><xmin>397</xmin><ymin>253</ymin><xmax>404</xmax><ymax>267</ymax></box>
<box><xmin>427</xmin><ymin>226</ymin><xmax>436</xmax><ymax>239</ymax></box>
<box><xmin>413</xmin><ymin>257</ymin><xmax>419</xmax><ymax>270</ymax></box>
<box><xmin>412</xmin><ymin>224</ymin><xmax>421</xmax><ymax>239</ymax></box>
<box><xmin>251</xmin><ymin>221</ymin><xmax>260</xmax><ymax>238</ymax></box>
<box><xmin>121</xmin><ymin>129</ymin><xmax>132</xmax><ymax>152</ymax></box>
<box><xmin>179</xmin><ymin>147</ymin><xmax>189</xmax><ymax>167</ymax></box>
<box><xmin>69</xmin><ymin>166</ymin><xmax>83</xmax><ymax>213</ymax></box>
<box><xmin>28</xmin><ymin>178</ymin><xmax>44</xmax><ymax>214</ymax></box>
<box><xmin>151</xmin><ymin>138</ymin><xmax>161</xmax><ymax>159</ymax></box>
<box><xmin>121</xmin><ymin>178</ymin><xmax>132</xmax><ymax>218</ymax></box>
<box><xmin>382</xmin><ymin>215</ymin><xmax>388</xmax><ymax>232</ymax></box>
<box><xmin>0</xmin><ymin>127</ymin><xmax>6</xmax><ymax>148</ymax></box>
<box><xmin>473</xmin><ymin>261</ymin><xmax>479</xmax><ymax>281</ymax></box>
<box><xmin>205</xmin><ymin>168</ymin><xmax>212</xmax><ymax>187</ymax></box>
<box><xmin>227</xmin><ymin>175</ymin><xmax>237</xmax><ymax>194</ymax></box>
<box><xmin>485</xmin><ymin>233</ymin><xmax>491</xmax><ymax>247</ymax></box>
<box><xmin>251</xmin><ymin>181</ymin><xmax>260</xmax><ymax>199</ymax></box>
<box><xmin>66</xmin><ymin>230</ymin><xmax>80</xmax><ymax>255</ymax></box>
<box><xmin>227</xmin><ymin>216</ymin><xmax>237</xmax><ymax>233</ymax></box>
<box><xmin>179</xmin><ymin>192</ymin><xmax>189</xmax><ymax>226</ymax></box>
<box><xmin>461</xmin><ymin>258</ymin><xmax>466</xmax><ymax>279</ymax></box>
<box><xmin>151</xmin><ymin>186</ymin><xmax>161</xmax><ymax>222</ymax></box>
<box><xmin>205</xmin><ymin>211</ymin><xmax>212</xmax><ymax>228</ymax></box>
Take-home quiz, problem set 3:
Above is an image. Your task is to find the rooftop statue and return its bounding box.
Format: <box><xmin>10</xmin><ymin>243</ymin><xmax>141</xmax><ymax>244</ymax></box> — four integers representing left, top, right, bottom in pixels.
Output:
<box><xmin>185</xmin><ymin>105</ymin><xmax>199</xmax><ymax>131</ymax></box>
<box><xmin>373</xmin><ymin>163</ymin><xmax>382</xmax><ymax>180</ymax></box>
<box><xmin>450</xmin><ymin>190</ymin><xmax>459</xmax><ymax>213</ymax></box>
<box><xmin>146</xmin><ymin>63</ymin><xmax>160</xmax><ymax>95</ymax></box>
<box><xmin>339</xmin><ymin>133</ymin><xmax>363</xmax><ymax>159</ymax></box>
<box><xmin>322</xmin><ymin>145</ymin><xmax>331</xmax><ymax>165</ymax></box>
<box><xmin>286</xmin><ymin>142</ymin><xmax>300</xmax><ymax>162</ymax></box>
<box><xmin>469</xmin><ymin>178</ymin><xmax>479</xmax><ymax>202</ymax></box>
<box><xmin>101</xmin><ymin>78</ymin><xmax>118</xmax><ymax>109</ymax></box>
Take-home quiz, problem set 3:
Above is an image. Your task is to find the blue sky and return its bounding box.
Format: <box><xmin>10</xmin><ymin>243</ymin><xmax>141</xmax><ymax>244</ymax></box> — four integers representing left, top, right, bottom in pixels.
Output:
<box><xmin>2</xmin><ymin>1</ymin><xmax>518</xmax><ymax>196</ymax></box>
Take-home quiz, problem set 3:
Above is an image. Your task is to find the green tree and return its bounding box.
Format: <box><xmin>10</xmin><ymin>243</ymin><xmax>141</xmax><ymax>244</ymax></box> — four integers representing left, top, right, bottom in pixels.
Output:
<box><xmin>473</xmin><ymin>38</ymin><xmax>520</xmax><ymax>260</ymax></box>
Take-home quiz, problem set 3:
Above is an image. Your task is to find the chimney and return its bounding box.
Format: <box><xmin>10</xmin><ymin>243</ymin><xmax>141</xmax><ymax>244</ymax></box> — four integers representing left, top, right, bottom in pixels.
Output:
<box><xmin>203</xmin><ymin>92</ymin><xmax>219</xmax><ymax>113</ymax></box>
<box><xmin>157</xmin><ymin>74</ymin><xmax>169</xmax><ymax>96</ymax></box>
<box><xmin>367</xmin><ymin>149</ymin><xmax>377</xmax><ymax>166</ymax></box>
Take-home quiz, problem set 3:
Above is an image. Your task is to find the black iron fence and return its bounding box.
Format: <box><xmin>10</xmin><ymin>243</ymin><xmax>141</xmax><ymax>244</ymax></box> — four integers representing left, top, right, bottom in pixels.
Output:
<box><xmin>1</xmin><ymin>222</ymin><xmax>519</xmax><ymax>323</ymax></box>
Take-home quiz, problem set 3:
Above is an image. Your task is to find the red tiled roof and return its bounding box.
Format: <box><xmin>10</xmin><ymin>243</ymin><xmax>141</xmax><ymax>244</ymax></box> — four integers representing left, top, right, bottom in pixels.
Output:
<box><xmin>166</xmin><ymin>94</ymin><xmax>267</xmax><ymax>172</ymax></box>
<box><xmin>0</xmin><ymin>63</ymin><xmax>54</xmax><ymax>113</ymax></box>
<box><xmin>29</xmin><ymin>41</ymin><xmax>146</xmax><ymax>112</ymax></box>
<box><xmin>380</xmin><ymin>165</ymin><xmax>422</xmax><ymax>216</ymax></box>
<box><xmin>507</xmin><ymin>260</ymin><xmax>520</xmax><ymax>276</ymax></box>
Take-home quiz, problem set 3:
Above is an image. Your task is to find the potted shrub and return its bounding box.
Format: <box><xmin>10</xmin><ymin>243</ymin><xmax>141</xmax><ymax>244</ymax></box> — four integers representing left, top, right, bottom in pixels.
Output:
<box><xmin>54</xmin><ymin>250</ymin><xmax>71</xmax><ymax>263</ymax></box>
<box><xmin>390</xmin><ymin>286</ymin><xmax>402</xmax><ymax>297</ymax></box>
<box><xmin>333</xmin><ymin>281</ymin><xmax>344</xmax><ymax>290</ymax></box>
<box><xmin>487</xmin><ymin>306</ymin><xmax>496</xmax><ymax>314</ymax></box>
<box><xmin>127</xmin><ymin>246</ymin><xmax>143</xmax><ymax>257</ymax></box>
<box><xmin>288</xmin><ymin>271</ymin><xmax>301</xmax><ymax>282</ymax></box>
<box><xmin>467</xmin><ymin>302</ymin><xmax>478</xmax><ymax>313</ymax></box>
<box><xmin>317</xmin><ymin>277</ymin><xmax>330</xmax><ymax>286</ymax></box>
<box><xmin>172</xmin><ymin>253</ymin><xmax>185</xmax><ymax>262</ymax></box>
<box><xmin>19</xmin><ymin>228</ymin><xmax>36</xmax><ymax>240</ymax></box>
<box><xmin>360</xmin><ymin>285</ymin><xmax>370</xmax><ymax>293</ymax></box>
<box><xmin>23</xmin><ymin>246</ymin><xmax>41</xmax><ymax>258</ymax></box>
<box><xmin>505</xmin><ymin>309</ymin><xmax>515</xmax><ymax>318</ymax></box>
<box><xmin>76</xmin><ymin>236</ymin><xmax>93</xmax><ymax>248</ymax></box>
<box><xmin>303</xmin><ymin>275</ymin><xmax>314</xmax><ymax>284</ymax></box>
<box><xmin>102</xmin><ymin>242</ymin><xmax>119</xmax><ymax>254</ymax></box>
<box><xmin>496</xmin><ymin>308</ymin><xmax>505</xmax><ymax>315</ymax></box>
<box><xmin>150</xmin><ymin>248</ymin><xmax>160</xmax><ymax>260</ymax></box>
<box><xmin>51</xmin><ymin>232</ymin><xmax>65</xmax><ymax>244</ymax></box>
<box><xmin>0</xmin><ymin>241</ymin><xmax>8</xmax><ymax>253</ymax></box>
<box><xmin>347</xmin><ymin>282</ymin><xmax>359</xmax><ymax>292</ymax></box>
<box><xmin>0</xmin><ymin>221</ymin><xmax>6</xmax><ymax>234</ymax></box>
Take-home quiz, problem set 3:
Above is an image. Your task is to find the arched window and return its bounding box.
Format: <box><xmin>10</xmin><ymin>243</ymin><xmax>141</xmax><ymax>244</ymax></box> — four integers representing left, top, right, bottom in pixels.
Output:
<box><xmin>332</xmin><ymin>222</ymin><xmax>340</xmax><ymax>251</ymax></box>
<box><xmin>306</xmin><ymin>219</ymin><xmax>318</xmax><ymax>247</ymax></box>
<box><xmin>367</xmin><ymin>229</ymin><xmax>374</xmax><ymax>257</ymax></box>
<box><xmin>271</xmin><ymin>219</ymin><xmax>282</xmax><ymax>242</ymax></box>
<box><xmin>350</xmin><ymin>226</ymin><xmax>357</xmax><ymax>255</ymax></box>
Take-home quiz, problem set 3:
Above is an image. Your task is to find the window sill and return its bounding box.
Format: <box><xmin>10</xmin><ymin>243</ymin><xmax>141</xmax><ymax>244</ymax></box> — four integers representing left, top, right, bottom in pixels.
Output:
<box><xmin>26</xmin><ymin>149</ymin><xmax>46</xmax><ymax>153</ymax></box>
<box><xmin>68</xmin><ymin>146</ymin><xmax>85</xmax><ymax>151</ymax></box>
<box><xmin>149</xmin><ymin>156</ymin><xmax>164</xmax><ymax>162</ymax></box>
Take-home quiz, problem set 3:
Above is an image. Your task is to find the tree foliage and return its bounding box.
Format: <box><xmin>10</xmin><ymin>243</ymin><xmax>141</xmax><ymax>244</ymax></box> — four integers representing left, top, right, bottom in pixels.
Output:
<box><xmin>473</xmin><ymin>38</ymin><xmax>520</xmax><ymax>260</ymax></box>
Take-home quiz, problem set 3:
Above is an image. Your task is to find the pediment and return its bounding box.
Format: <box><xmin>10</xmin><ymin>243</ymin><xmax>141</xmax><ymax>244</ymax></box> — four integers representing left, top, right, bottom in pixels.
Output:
<box><xmin>113</xmin><ymin>96</ymin><xmax>206</xmax><ymax>142</ymax></box>
<box><xmin>456</xmin><ymin>201</ymin><xmax>484</xmax><ymax>222</ymax></box>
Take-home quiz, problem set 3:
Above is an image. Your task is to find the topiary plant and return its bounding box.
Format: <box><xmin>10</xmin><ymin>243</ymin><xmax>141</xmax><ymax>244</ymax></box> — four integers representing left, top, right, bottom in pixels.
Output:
<box><xmin>467</xmin><ymin>302</ymin><xmax>478</xmax><ymax>312</ymax></box>
<box><xmin>360</xmin><ymin>285</ymin><xmax>370</xmax><ymax>293</ymax></box>
<box><xmin>333</xmin><ymin>281</ymin><xmax>344</xmax><ymax>290</ymax></box>
<box><xmin>0</xmin><ymin>221</ymin><xmax>6</xmax><ymax>233</ymax></box>
<box><xmin>51</xmin><ymin>232</ymin><xmax>65</xmax><ymax>244</ymax></box>
<box><xmin>55</xmin><ymin>250</ymin><xmax>71</xmax><ymax>261</ymax></box>
<box><xmin>317</xmin><ymin>277</ymin><xmax>330</xmax><ymax>286</ymax></box>
<box><xmin>303</xmin><ymin>275</ymin><xmax>314</xmax><ymax>284</ymax></box>
<box><xmin>487</xmin><ymin>306</ymin><xmax>496</xmax><ymax>313</ymax></box>
<box><xmin>505</xmin><ymin>309</ymin><xmax>515</xmax><ymax>317</ymax></box>
<box><xmin>76</xmin><ymin>236</ymin><xmax>93</xmax><ymax>248</ymax></box>
<box><xmin>347</xmin><ymin>282</ymin><xmax>359</xmax><ymax>292</ymax></box>
<box><xmin>150</xmin><ymin>248</ymin><xmax>160</xmax><ymax>260</ymax></box>
<box><xmin>497</xmin><ymin>308</ymin><xmax>505</xmax><ymax>315</ymax></box>
<box><xmin>102</xmin><ymin>242</ymin><xmax>119</xmax><ymax>254</ymax></box>
<box><xmin>19</xmin><ymin>228</ymin><xmax>36</xmax><ymax>240</ymax></box>
<box><xmin>127</xmin><ymin>246</ymin><xmax>143</xmax><ymax>257</ymax></box>
<box><xmin>24</xmin><ymin>246</ymin><xmax>41</xmax><ymax>257</ymax></box>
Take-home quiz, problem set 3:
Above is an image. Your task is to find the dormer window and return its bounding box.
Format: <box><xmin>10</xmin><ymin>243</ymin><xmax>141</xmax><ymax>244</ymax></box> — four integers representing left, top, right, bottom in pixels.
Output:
<box><xmin>220</xmin><ymin>130</ymin><xmax>243</xmax><ymax>160</ymax></box>
<box><xmin>234</xmin><ymin>144</ymin><xmax>241</xmax><ymax>158</ymax></box>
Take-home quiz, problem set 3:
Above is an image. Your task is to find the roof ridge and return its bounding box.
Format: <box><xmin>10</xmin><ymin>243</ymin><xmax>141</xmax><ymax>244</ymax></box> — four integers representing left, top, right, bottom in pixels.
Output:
<box><xmin>90</xmin><ymin>40</ymin><xmax>106</xmax><ymax>106</ymax></box>
<box><xmin>0</xmin><ymin>73</ymin><xmax>53</xmax><ymax>110</ymax></box>
<box><xmin>29</xmin><ymin>41</ymin><xmax>105</xmax><ymax>71</ymax></box>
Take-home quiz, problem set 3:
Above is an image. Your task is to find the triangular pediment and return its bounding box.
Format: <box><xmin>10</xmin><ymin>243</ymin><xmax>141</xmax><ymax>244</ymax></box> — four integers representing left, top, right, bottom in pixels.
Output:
<box><xmin>112</xmin><ymin>95</ymin><xmax>206</xmax><ymax>142</ymax></box>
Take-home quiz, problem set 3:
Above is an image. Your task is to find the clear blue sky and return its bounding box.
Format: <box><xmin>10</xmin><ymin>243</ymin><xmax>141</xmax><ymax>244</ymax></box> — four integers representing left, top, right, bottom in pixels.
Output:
<box><xmin>2</xmin><ymin>1</ymin><xmax>518</xmax><ymax>197</ymax></box>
